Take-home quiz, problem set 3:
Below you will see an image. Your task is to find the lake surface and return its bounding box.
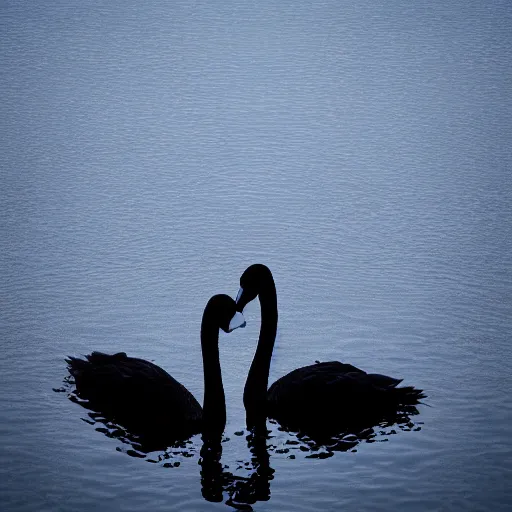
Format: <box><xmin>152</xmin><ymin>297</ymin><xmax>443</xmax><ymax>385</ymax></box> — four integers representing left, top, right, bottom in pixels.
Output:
<box><xmin>1</xmin><ymin>1</ymin><xmax>512</xmax><ymax>510</ymax></box>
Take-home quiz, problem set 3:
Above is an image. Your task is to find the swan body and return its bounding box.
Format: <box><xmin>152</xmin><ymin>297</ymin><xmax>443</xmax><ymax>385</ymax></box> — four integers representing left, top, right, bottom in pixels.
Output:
<box><xmin>67</xmin><ymin>351</ymin><xmax>203</xmax><ymax>439</ymax></box>
<box><xmin>236</xmin><ymin>264</ymin><xmax>425</xmax><ymax>433</ymax></box>
<box><xmin>267</xmin><ymin>360</ymin><xmax>423</xmax><ymax>433</ymax></box>
<box><xmin>67</xmin><ymin>294</ymin><xmax>245</xmax><ymax>443</ymax></box>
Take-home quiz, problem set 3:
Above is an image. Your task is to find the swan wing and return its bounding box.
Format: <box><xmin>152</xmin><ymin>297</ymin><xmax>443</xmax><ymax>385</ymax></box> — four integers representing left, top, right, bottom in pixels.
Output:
<box><xmin>266</xmin><ymin>361</ymin><xmax>414</xmax><ymax>433</ymax></box>
<box><xmin>68</xmin><ymin>352</ymin><xmax>202</xmax><ymax>429</ymax></box>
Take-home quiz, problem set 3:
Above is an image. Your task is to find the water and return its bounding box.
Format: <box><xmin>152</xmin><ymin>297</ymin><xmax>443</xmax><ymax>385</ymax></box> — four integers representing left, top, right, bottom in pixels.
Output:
<box><xmin>1</xmin><ymin>1</ymin><xmax>512</xmax><ymax>510</ymax></box>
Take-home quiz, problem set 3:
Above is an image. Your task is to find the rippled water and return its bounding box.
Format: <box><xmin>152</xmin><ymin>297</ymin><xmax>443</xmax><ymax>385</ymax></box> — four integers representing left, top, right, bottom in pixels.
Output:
<box><xmin>1</xmin><ymin>1</ymin><xmax>512</xmax><ymax>511</ymax></box>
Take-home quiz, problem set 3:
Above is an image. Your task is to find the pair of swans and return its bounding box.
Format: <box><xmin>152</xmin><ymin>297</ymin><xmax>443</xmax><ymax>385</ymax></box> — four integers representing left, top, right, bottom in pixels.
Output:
<box><xmin>67</xmin><ymin>264</ymin><xmax>424</xmax><ymax>445</ymax></box>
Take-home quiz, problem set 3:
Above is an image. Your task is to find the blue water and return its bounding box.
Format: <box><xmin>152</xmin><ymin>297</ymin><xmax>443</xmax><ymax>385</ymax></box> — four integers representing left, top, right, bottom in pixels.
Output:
<box><xmin>1</xmin><ymin>1</ymin><xmax>512</xmax><ymax>510</ymax></box>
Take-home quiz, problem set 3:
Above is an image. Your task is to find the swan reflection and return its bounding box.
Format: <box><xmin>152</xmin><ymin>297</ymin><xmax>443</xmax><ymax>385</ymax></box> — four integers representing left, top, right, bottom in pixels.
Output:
<box><xmin>199</xmin><ymin>425</ymin><xmax>274</xmax><ymax>509</ymax></box>
<box><xmin>199</xmin><ymin>403</ymin><xmax>423</xmax><ymax>509</ymax></box>
<box><xmin>57</xmin><ymin>378</ymin><xmax>423</xmax><ymax>509</ymax></box>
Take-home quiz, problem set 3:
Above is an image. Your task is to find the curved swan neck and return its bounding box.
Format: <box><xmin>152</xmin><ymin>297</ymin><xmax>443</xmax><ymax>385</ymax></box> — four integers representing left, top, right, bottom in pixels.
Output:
<box><xmin>201</xmin><ymin>306</ymin><xmax>226</xmax><ymax>437</ymax></box>
<box><xmin>244</xmin><ymin>268</ymin><xmax>278</xmax><ymax>424</ymax></box>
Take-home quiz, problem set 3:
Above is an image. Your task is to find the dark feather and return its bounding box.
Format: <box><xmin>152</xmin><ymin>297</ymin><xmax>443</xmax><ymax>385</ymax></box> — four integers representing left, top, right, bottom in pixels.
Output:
<box><xmin>66</xmin><ymin>351</ymin><xmax>202</xmax><ymax>442</ymax></box>
<box><xmin>267</xmin><ymin>361</ymin><xmax>425</xmax><ymax>435</ymax></box>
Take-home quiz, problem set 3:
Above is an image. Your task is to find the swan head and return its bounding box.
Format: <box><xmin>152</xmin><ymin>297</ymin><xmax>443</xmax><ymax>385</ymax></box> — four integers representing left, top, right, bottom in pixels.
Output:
<box><xmin>235</xmin><ymin>264</ymin><xmax>271</xmax><ymax>312</ymax></box>
<box><xmin>208</xmin><ymin>294</ymin><xmax>246</xmax><ymax>332</ymax></box>
<box><xmin>228</xmin><ymin>311</ymin><xmax>246</xmax><ymax>332</ymax></box>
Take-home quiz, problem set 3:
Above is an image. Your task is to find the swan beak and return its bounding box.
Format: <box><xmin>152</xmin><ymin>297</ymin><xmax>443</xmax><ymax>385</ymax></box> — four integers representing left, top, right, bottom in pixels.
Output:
<box><xmin>235</xmin><ymin>287</ymin><xmax>251</xmax><ymax>312</ymax></box>
<box><xmin>228</xmin><ymin>311</ymin><xmax>246</xmax><ymax>332</ymax></box>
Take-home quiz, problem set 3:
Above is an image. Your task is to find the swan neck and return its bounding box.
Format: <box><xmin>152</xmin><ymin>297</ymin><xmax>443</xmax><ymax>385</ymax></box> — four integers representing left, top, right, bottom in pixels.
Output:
<box><xmin>201</xmin><ymin>311</ymin><xmax>226</xmax><ymax>437</ymax></box>
<box><xmin>244</xmin><ymin>272</ymin><xmax>278</xmax><ymax>423</ymax></box>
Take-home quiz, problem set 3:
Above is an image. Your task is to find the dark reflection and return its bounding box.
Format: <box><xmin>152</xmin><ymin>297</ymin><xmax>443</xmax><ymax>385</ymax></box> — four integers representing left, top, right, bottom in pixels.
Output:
<box><xmin>57</xmin><ymin>376</ymin><xmax>276</xmax><ymax>508</ymax></box>
<box><xmin>199</xmin><ymin>436</ymin><xmax>225</xmax><ymax>502</ymax></box>
<box><xmin>276</xmin><ymin>403</ymin><xmax>423</xmax><ymax>449</ymax></box>
<box><xmin>56</xmin><ymin>377</ymin><xmax>423</xmax><ymax>509</ymax></box>
<box><xmin>199</xmin><ymin>423</ymin><xmax>274</xmax><ymax>510</ymax></box>
<box><xmin>265</xmin><ymin>403</ymin><xmax>424</xmax><ymax>458</ymax></box>
<box><xmin>199</xmin><ymin>408</ymin><xmax>424</xmax><ymax>510</ymax></box>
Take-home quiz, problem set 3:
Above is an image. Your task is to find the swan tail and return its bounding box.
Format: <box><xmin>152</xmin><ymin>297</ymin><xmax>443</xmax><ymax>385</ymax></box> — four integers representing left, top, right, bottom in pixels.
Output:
<box><xmin>66</xmin><ymin>355</ymin><xmax>89</xmax><ymax>377</ymax></box>
<box><xmin>391</xmin><ymin>386</ymin><xmax>426</xmax><ymax>405</ymax></box>
<box><xmin>66</xmin><ymin>353</ymin><xmax>119</xmax><ymax>401</ymax></box>
<box><xmin>66</xmin><ymin>352</ymin><xmax>127</xmax><ymax>377</ymax></box>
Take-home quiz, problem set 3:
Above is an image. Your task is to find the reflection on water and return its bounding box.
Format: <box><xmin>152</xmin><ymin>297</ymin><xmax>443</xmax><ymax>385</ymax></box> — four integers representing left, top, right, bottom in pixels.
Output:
<box><xmin>58</xmin><ymin>372</ymin><xmax>276</xmax><ymax>508</ymax></box>
<box><xmin>199</xmin><ymin>429</ymin><xmax>274</xmax><ymax>509</ymax></box>
<box><xmin>55</xmin><ymin>374</ymin><xmax>424</xmax><ymax>508</ymax></box>
<box><xmin>269</xmin><ymin>406</ymin><xmax>424</xmax><ymax>459</ymax></box>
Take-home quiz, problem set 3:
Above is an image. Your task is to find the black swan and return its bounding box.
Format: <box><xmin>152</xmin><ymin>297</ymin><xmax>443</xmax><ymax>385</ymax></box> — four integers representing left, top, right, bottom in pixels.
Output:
<box><xmin>235</xmin><ymin>264</ymin><xmax>425</xmax><ymax>435</ymax></box>
<box><xmin>67</xmin><ymin>294</ymin><xmax>246</xmax><ymax>443</ymax></box>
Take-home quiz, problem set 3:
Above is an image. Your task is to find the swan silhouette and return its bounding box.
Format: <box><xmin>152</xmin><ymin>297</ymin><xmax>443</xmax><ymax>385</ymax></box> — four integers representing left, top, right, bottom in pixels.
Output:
<box><xmin>67</xmin><ymin>294</ymin><xmax>246</xmax><ymax>444</ymax></box>
<box><xmin>200</xmin><ymin>426</ymin><xmax>273</xmax><ymax>506</ymax></box>
<box><xmin>235</xmin><ymin>264</ymin><xmax>425</xmax><ymax>435</ymax></box>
